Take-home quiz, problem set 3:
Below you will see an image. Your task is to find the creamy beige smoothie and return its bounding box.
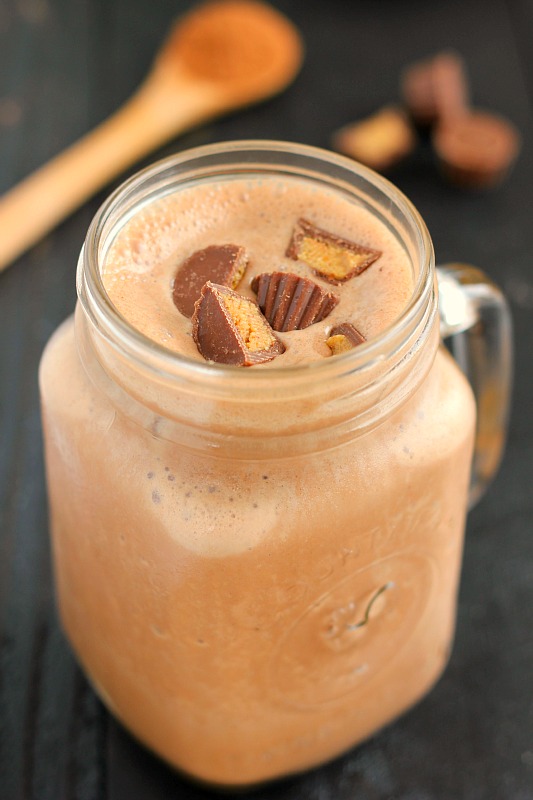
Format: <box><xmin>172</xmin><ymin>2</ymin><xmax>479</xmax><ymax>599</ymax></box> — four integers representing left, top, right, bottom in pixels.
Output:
<box><xmin>40</xmin><ymin>151</ymin><xmax>476</xmax><ymax>787</ymax></box>
<box><xmin>102</xmin><ymin>177</ymin><xmax>413</xmax><ymax>364</ymax></box>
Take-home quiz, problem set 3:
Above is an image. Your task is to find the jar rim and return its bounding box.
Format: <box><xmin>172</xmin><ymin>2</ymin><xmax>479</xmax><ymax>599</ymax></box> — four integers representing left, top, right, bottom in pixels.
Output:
<box><xmin>79</xmin><ymin>139</ymin><xmax>435</xmax><ymax>389</ymax></box>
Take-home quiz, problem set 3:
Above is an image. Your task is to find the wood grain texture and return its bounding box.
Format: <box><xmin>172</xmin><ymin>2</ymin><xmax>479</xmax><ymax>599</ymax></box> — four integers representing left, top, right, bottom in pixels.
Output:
<box><xmin>0</xmin><ymin>0</ymin><xmax>532</xmax><ymax>798</ymax></box>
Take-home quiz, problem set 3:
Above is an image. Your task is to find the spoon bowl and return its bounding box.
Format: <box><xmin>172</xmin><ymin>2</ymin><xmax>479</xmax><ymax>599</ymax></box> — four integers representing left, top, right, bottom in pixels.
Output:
<box><xmin>155</xmin><ymin>0</ymin><xmax>303</xmax><ymax>105</ymax></box>
<box><xmin>0</xmin><ymin>0</ymin><xmax>303</xmax><ymax>272</ymax></box>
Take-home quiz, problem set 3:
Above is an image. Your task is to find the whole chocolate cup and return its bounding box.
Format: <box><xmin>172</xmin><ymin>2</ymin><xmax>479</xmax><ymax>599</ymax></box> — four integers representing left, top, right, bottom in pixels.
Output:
<box><xmin>401</xmin><ymin>51</ymin><xmax>469</xmax><ymax>129</ymax></box>
<box><xmin>433</xmin><ymin>110</ymin><xmax>521</xmax><ymax>188</ymax></box>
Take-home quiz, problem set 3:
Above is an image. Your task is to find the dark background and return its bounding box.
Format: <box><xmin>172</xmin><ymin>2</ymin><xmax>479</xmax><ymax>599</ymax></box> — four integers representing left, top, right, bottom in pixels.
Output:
<box><xmin>1</xmin><ymin>0</ymin><xmax>532</xmax><ymax>798</ymax></box>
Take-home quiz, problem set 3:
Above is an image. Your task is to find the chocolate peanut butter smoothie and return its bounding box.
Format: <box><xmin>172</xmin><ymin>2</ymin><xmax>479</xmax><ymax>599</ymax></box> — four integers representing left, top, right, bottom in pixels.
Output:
<box><xmin>40</xmin><ymin>144</ymin><xmax>476</xmax><ymax>786</ymax></box>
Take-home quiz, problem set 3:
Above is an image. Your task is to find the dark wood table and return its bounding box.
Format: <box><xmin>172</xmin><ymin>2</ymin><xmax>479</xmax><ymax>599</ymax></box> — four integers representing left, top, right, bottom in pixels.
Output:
<box><xmin>1</xmin><ymin>0</ymin><xmax>532</xmax><ymax>797</ymax></box>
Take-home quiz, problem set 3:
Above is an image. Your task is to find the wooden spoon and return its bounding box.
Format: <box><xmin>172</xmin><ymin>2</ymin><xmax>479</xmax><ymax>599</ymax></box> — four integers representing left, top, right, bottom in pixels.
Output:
<box><xmin>0</xmin><ymin>0</ymin><xmax>303</xmax><ymax>272</ymax></box>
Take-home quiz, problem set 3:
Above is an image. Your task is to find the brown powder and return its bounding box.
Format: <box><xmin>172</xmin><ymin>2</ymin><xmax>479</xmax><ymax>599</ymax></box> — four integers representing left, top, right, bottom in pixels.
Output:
<box><xmin>169</xmin><ymin>0</ymin><xmax>302</xmax><ymax>87</ymax></box>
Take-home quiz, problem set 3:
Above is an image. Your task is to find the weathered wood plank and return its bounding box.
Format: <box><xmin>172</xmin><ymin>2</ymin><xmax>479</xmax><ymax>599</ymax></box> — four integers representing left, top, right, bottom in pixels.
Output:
<box><xmin>0</xmin><ymin>0</ymin><xmax>532</xmax><ymax>798</ymax></box>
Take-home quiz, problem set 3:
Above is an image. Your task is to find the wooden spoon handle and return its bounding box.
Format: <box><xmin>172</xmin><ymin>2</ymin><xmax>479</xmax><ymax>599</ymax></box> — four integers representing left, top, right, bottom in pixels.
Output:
<box><xmin>0</xmin><ymin>79</ymin><xmax>215</xmax><ymax>272</ymax></box>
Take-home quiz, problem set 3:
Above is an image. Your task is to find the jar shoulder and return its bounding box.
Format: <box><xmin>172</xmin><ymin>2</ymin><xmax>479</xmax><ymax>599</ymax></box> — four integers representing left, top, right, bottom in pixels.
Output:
<box><xmin>40</xmin><ymin>313</ymin><xmax>104</xmax><ymax>419</ymax></box>
<box><xmin>39</xmin><ymin>315</ymin><xmax>76</xmax><ymax>398</ymax></box>
<box><xmin>404</xmin><ymin>345</ymin><xmax>476</xmax><ymax>451</ymax></box>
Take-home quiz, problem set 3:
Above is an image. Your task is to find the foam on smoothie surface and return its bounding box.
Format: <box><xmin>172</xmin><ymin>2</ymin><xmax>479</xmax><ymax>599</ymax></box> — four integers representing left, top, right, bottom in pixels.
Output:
<box><xmin>102</xmin><ymin>176</ymin><xmax>414</xmax><ymax>366</ymax></box>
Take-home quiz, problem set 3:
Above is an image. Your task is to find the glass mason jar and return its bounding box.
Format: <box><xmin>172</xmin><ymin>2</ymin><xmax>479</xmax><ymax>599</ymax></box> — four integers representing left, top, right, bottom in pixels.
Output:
<box><xmin>39</xmin><ymin>141</ymin><xmax>512</xmax><ymax>788</ymax></box>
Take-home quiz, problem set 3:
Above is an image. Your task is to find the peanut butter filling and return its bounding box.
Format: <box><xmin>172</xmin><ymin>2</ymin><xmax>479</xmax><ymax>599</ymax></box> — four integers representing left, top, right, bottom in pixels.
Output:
<box><xmin>221</xmin><ymin>293</ymin><xmax>277</xmax><ymax>352</ymax></box>
<box><xmin>326</xmin><ymin>333</ymin><xmax>353</xmax><ymax>355</ymax></box>
<box><xmin>298</xmin><ymin>236</ymin><xmax>370</xmax><ymax>282</ymax></box>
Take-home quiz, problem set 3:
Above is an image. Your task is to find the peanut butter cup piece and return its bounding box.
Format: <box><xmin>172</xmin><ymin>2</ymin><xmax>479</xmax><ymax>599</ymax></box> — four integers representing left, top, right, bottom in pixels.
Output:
<box><xmin>192</xmin><ymin>281</ymin><xmax>285</xmax><ymax>366</ymax></box>
<box><xmin>173</xmin><ymin>244</ymin><xmax>249</xmax><ymax>317</ymax></box>
<box><xmin>326</xmin><ymin>322</ymin><xmax>366</xmax><ymax>355</ymax></box>
<box><xmin>251</xmin><ymin>271</ymin><xmax>339</xmax><ymax>331</ymax></box>
<box><xmin>432</xmin><ymin>110</ymin><xmax>521</xmax><ymax>188</ymax></box>
<box><xmin>286</xmin><ymin>218</ymin><xmax>381</xmax><ymax>284</ymax></box>
<box><xmin>333</xmin><ymin>106</ymin><xmax>416</xmax><ymax>172</ymax></box>
<box><xmin>401</xmin><ymin>51</ymin><xmax>469</xmax><ymax>128</ymax></box>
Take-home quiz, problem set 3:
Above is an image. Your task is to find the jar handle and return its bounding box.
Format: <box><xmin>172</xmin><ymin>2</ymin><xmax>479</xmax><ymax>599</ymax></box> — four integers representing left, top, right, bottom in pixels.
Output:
<box><xmin>436</xmin><ymin>264</ymin><xmax>513</xmax><ymax>508</ymax></box>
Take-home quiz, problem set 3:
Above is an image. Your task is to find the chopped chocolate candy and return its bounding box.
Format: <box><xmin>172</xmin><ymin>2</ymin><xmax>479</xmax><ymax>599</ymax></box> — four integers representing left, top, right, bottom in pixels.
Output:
<box><xmin>432</xmin><ymin>110</ymin><xmax>521</xmax><ymax>188</ymax></box>
<box><xmin>401</xmin><ymin>51</ymin><xmax>469</xmax><ymax>128</ymax></box>
<box><xmin>192</xmin><ymin>282</ymin><xmax>285</xmax><ymax>366</ymax></box>
<box><xmin>326</xmin><ymin>322</ymin><xmax>366</xmax><ymax>355</ymax></box>
<box><xmin>333</xmin><ymin>106</ymin><xmax>416</xmax><ymax>172</ymax></box>
<box><xmin>172</xmin><ymin>244</ymin><xmax>248</xmax><ymax>317</ymax></box>
<box><xmin>286</xmin><ymin>218</ymin><xmax>381</xmax><ymax>284</ymax></box>
<box><xmin>251</xmin><ymin>271</ymin><xmax>339</xmax><ymax>331</ymax></box>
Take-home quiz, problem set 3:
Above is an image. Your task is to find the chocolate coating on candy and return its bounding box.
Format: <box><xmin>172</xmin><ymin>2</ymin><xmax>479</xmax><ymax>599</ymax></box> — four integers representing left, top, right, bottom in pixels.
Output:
<box><xmin>286</xmin><ymin>218</ymin><xmax>381</xmax><ymax>284</ymax></box>
<box><xmin>327</xmin><ymin>322</ymin><xmax>366</xmax><ymax>355</ymax></box>
<box><xmin>251</xmin><ymin>271</ymin><xmax>339</xmax><ymax>331</ymax></box>
<box><xmin>173</xmin><ymin>244</ymin><xmax>248</xmax><ymax>317</ymax></box>
<box><xmin>432</xmin><ymin>110</ymin><xmax>521</xmax><ymax>188</ymax></box>
<box><xmin>401</xmin><ymin>51</ymin><xmax>469</xmax><ymax>128</ymax></box>
<box><xmin>192</xmin><ymin>281</ymin><xmax>285</xmax><ymax>366</ymax></box>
